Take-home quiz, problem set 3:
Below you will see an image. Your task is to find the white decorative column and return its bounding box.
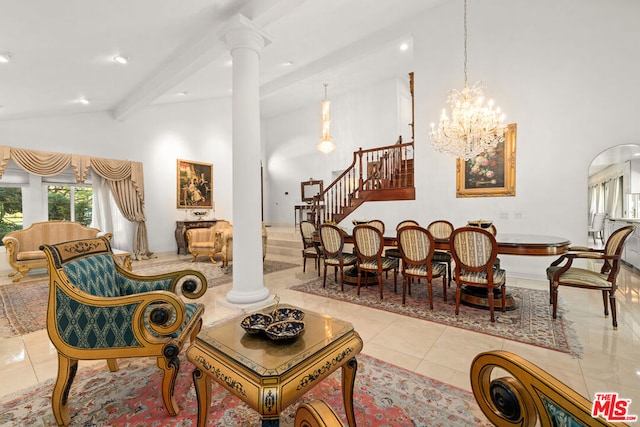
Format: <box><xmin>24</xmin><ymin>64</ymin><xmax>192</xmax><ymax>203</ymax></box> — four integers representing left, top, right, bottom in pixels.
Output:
<box><xmin>219</xmin><ymin>14</ymin><xmax>271</xmax><ymax>304</ymax></box>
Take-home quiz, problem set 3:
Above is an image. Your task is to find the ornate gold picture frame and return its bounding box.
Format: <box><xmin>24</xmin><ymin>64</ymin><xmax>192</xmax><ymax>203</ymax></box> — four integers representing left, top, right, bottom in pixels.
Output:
<box><xmin>456</xmin><ymin>123</ymin><xmax>517</xmax><ymax>198</ymax></box>
<box><xmin>177</xmin><ymin>159</ymin><xmax>213</xmax><ymax>208</ymax></box>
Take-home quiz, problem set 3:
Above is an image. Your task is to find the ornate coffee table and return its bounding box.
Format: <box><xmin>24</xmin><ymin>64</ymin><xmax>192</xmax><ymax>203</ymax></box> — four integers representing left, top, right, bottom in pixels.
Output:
<box><xmin>186</xmin><ymin>304</ymin><xmax>363</xmax><ymax>426</ymax></box>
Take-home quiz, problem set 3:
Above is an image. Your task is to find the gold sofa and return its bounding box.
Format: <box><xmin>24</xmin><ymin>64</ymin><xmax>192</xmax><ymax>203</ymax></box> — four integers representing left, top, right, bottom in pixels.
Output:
<box><xmin>186</xmin><ymin>220</ymin><xmax>234</xmax><ymax>266</ymax></box>
<box><xmin>2</xmin><ymin>221</ymin><xmax>112</xmax><ymax>282</ymax></box>
<box><xmin>186</xmin><ymin>221</ymin><xmax>268</xmax><ymax>266</ymax></box>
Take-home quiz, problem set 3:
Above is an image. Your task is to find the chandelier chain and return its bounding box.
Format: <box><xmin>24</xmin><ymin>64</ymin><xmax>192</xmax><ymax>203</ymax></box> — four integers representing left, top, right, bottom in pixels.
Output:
<box><xmin>464</xmin><ymin>0</ymin><xmax>468</xmax><ymax>87</ymax></box>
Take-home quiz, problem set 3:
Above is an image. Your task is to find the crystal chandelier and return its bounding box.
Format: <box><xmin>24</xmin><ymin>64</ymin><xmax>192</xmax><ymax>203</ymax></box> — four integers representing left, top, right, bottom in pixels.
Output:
<box><xmin>317</xmin><ymin>83</ymin><xmax>336</xmax><ymax>154</ymax></box>
<box><xmin>430</xmin><ymin>0</ymin><xmax>506</xmax><ymax>161</ymax></box>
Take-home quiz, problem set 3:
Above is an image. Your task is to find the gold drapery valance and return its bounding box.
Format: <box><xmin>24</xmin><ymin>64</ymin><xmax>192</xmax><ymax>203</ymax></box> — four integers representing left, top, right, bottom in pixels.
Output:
<box><xmin>0</xmin><ymin>145</ymin><xmax>151</xmax><ymax>259</ymax></box>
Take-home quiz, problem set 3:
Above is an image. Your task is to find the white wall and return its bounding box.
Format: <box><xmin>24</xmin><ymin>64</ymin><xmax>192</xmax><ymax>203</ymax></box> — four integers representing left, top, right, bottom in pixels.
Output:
<box><xmin>263</xmin><ymin>78</ymin><xmax>410</xmax><ymax>225</ymax></box>
<box><xmin>0</xmin><ymin>98</ymin><xmax>233</xmax><ymax>253</ymax></box>
<box><xmin>262</xmin><ymin>0</ymin><xmax>640</xmax><ymax>278</ymax></box>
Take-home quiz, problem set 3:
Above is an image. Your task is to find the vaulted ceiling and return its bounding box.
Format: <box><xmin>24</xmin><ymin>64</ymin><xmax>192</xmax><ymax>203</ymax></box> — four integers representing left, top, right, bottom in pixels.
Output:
<box><xmin>0</xmin><ymin>0</ymin><xmax>446</xmax><ymax>122</ymax></box>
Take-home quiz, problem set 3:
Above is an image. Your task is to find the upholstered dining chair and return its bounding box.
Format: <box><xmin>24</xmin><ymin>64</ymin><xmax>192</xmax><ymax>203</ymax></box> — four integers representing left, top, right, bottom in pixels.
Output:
<box><xmin>366</xmin><ymin>219</ymin><xmax>386</xmax><ymax>234</ymax></box>
<box><xmin>384</xmin><ymin>219</ymin><xmax>419</xmax><ymax>259</ymax></box>
<box><xmin>319</xmin><ymin>223</ymin><xmax>357</xmax><ymax>290</ymax></box>
<box><xmin>450</xmin><ymin>226</ymin><xmax>507</xmax><ymax>323</ymax></box>
<box><xmin>41</xmin><ymin>237</ymin><xmax>208</xmax><ymax>426</ymax></box>
<box><xmin>353</xmin><ymin>224</ymin><xmax>399</xmax><ymax>299</ymax></box>
<box><xmin>427</xmin><ymin>220</ymin><xmax>454</xmax><ymax>287</ymax></box>
<box><xmin>397</xmin><ymin>225</ymin><xmax>447</xmax><ymax>308</ymax></box>
<box><xmin>467</xmin><ymin>221</ymin><xmax>501</xmax><ymax>269</ymax></box>
<box><xmin>300</xmin><ymin>220</ymin><xmax>321</xmax><ymax>275</ymax></box>
<box><xmin>588</xmin><ymin>212</ymin><xmax>607</xmax><ymax>244</ymax></box>
<box><xmin>546</xmin><ymin>224</ymin><xmax>635</xmax><ymax>329</ymax></box>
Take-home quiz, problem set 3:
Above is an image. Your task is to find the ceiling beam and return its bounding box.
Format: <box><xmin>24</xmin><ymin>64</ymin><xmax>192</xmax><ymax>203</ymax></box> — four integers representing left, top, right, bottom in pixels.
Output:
<box><xmin>112</xmin><ymin>0</ymin><xmax>306</xmax><ymax>121</ymax></box>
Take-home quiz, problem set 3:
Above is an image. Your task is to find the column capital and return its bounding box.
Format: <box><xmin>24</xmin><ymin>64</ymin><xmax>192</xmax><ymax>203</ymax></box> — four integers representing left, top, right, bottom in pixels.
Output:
<box><xmin>218</xmin><ymin>14</ymin><xmax>272</xmax><ymax>55</ymax></box>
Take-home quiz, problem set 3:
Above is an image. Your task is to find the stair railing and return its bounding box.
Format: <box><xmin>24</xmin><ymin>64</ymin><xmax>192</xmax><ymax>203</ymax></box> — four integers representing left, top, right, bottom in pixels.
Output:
<box><xmin>312</xmin><ymin>139</ymin><xmax>414</xmax><ymax>225</ymax></box>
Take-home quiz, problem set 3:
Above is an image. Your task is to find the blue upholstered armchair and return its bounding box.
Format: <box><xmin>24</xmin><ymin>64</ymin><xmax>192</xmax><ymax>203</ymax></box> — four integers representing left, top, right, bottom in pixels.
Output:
<box><xmin>41</xmin><ymin>237</ymin><xmax>208</xmax><ymax>426</ymax></box>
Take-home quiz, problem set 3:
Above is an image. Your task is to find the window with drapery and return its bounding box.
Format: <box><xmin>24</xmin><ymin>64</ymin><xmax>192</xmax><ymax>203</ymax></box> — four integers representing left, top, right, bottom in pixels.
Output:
<box><xmin>0</xmin><ymin>145</ymin><xmax>152</xmax><ymax>260</ymax></box>
<box><xmin>588</xmin><ymin>174</ymin><xmax>623</xmax><ymax>221</ymax></box>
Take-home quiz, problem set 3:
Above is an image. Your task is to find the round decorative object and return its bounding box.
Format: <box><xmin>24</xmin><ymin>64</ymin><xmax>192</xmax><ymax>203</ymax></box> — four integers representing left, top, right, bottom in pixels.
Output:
<box><xmin>489</xmin><ymin>378</ymin><xmax>521</xmax><ymax>421</ymax></box>
<box><xmin>264</xmin><ymin>320</ymin><xmax>305</xmax><ymax>341</ymax></box>
<box><xmin>271</xmin><ymin>307</ymin><xmax>305</xmax><ymax>322</ymax></box>
<box><xmin>241</xmin><ymin>313</ymin><xmax>273</xmax><ymax>334</ymax></box>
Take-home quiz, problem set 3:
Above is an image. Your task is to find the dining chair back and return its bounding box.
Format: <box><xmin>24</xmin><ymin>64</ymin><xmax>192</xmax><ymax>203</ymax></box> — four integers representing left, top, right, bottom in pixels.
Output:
<box><xmin>319</xmin><ymin>223</ymin><xmax>357</xmax><ymax>290</ymax></box>
<box><xmin>427</xmin><ymin>220</ymin><xmax>454</xmax><ymax>287</ymax></box>
<box><xmin>352</xmin><ymin>224</ymin><xmax>398</xmax><ymax>299</ymax></box>
<box><xmin>397</xmin><ymin>225</ymin><xmax>447</xmax><ymax>308</ymax></box>
<box><xmin>300</xmin><ymin>220</ymin><xmax>321</xmax><ymax>275</ymax></box>
<box><xmin>384</xmin><ymin>220</ymin><xmax>419</xmax><ymax>259</ymax></box>
<box><xmin>450</xmin><ymin>226</ymin><xmax>506</xmax><ymax>322</ymax></box>
<box><xmin>366</xmin><ymin>219</ymin><xmax>385</xmax><ymax>234</ymax></box>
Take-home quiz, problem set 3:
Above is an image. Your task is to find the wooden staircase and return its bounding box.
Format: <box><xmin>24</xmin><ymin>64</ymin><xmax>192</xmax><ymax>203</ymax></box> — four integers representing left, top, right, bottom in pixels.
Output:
<box><xmin>312</xmin><ymin>138</ymin><xmax>415</xmax><ymax>225</ymax></box>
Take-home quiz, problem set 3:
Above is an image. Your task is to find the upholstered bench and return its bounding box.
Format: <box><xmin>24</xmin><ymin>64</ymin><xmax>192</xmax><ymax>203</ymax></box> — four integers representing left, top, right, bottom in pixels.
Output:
<box><xmin>2</xmin><ymin>221</ymin><xmax>112</xmax><ymax>282</ymax></box>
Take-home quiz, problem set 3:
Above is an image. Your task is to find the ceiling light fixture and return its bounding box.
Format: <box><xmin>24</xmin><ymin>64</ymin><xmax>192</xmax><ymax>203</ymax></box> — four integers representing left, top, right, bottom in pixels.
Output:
<box><xmin>76</xmin><ymin>97</ymin><xmax>90</xmax><ymax>105</ymax></box>
<box><xmin>0</xmin><ymin>52</ymin><xmax>12</xmax><ymax>63</ymax></box>
<box><xmin>317</xmin><ymin>83</ymin><xmax>336</xmax><ymax>154</ymax></box>
<box><xmin>176</xmin><ymin>91</ymin><xmax>189</xmax><ymax>96</ymax></box>
<box><xmin>430</xmin><ymin>0</ymin><xmax>507</xmax><ymax>160</ymax></box>
<box><xmin>113</xmin><ymin>55</ymin><xmax>129</xmax><ymax>64</ymax></box>
<box><xmin>400</xmin><ymin>42</ymin><xmax>409</xmax><ymax>51</ymax></box>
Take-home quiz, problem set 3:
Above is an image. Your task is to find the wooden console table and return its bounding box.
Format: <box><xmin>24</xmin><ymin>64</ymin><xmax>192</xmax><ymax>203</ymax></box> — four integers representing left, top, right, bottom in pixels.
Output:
<box><xmin>175</xmin><ymin>220</ymin><xmax>218</xmax><ymax>255</ymax></box>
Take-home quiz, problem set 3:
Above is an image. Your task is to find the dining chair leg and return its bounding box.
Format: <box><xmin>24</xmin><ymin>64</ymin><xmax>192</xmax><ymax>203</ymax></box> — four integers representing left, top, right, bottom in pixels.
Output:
<box><xmin>357</xmin><ymin>271</ymin><xmax>362</xmax><ymax>296</ymax></box>
<box><xmin>322</xmin><ymin>264</ymin><xmax>328</xmax><ymax>288</ymax></box>
<box><xmin>442</xmin><ymin>276</ymin><xmax>447</xmax><ymax>302</ymax></box>
<box><xmin>488</xmin><ymin>286</ymin><xmax>495</xmax><ymax>323</ymax></box>
<box><xmin>455</xmin><ymin>285</ymin><xmax>461</xmax><ymax>316</ymax></box>
<box><xmin>402</xmin><ymin>276</ymin><xmax>407</xmax><ymax>305</ymax></box>
<box><xmin>378</xmin><ymin>268</ymin><xmax>384</xmax><ymax>299</ymax></box>
<box><xmin>428</xmin><ymin>280</ymin><xmax>433</xmax><ymax>310</ymax></box>
<box><xmin>609</xmin><ymin>292</ymin><xmax>618</xmax><ymax>329</ymax></box>
<box><xmin>601</xmin><ymin>290</ymin><xmax>609</xmax><ymax>316</ymax></box>
<box><xmin>552</xmin><ymin>284</ymin><xmax>559</xmax><ymax>319</ymax></box>
<box><xmin>501</xmin><ymin>284</ymin><xmax>506</xmax><ymax>313</ymax></box>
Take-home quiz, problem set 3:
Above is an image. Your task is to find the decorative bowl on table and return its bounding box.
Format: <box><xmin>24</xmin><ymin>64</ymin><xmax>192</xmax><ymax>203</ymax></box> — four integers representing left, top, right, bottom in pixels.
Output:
<box><xmin>241</xmin><ymin>312</ymin><xmax>274</xmax><ymax>334</ymax></box>
<box><xmin>264</xmin><ymin>320</ymin><xmax>305</xmax><ymax>341</ymax></box>
<box><xmin>271</xmin><ymin>307</ymin><xmax>305</xmax><ymax>322</ymax></box>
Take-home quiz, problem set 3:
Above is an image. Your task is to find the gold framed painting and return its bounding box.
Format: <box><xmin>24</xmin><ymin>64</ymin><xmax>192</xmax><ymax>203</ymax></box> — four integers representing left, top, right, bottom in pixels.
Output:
<box><xmin>177</xmin><ymin>159</ymin><xmax>213</xmax><ymax>208</ymax></box>
<box><xmin>456</xmin><ymin>123</ymin><xmax>517</xmax><ymax>198</ymax></box>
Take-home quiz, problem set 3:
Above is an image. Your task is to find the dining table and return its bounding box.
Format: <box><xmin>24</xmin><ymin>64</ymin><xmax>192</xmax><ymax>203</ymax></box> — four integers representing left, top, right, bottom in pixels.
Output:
<box><xmin>335</xmin><ymin>231</ymin><xmax>571</xmax><ymax>310</ymax></box>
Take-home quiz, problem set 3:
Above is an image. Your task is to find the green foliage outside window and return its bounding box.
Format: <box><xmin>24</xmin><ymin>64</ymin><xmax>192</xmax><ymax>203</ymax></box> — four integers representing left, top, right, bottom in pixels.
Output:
<box><xmin>48</xmin><ymin>185</ymin><xmax>93</xmax><ymax>226</ymax></box>
<box><xmin>0</xmin><ymin>187</ymin><xmax>23</xmax><ymax>242</ymax></box>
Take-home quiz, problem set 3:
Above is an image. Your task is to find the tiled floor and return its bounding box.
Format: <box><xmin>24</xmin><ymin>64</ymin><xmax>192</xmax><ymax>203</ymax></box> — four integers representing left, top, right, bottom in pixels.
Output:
<box><xmin>1</xmin><ymin>227</ymin><xmax>640</xmax><ymax>422</ymax></box>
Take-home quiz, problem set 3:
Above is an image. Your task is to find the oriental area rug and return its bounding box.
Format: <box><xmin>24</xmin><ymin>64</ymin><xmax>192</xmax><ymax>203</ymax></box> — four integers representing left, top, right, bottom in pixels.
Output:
<box><xmin>0</xmin><ymin>259</ymin><xmax>298</xmax><ymax>338</ymax></box>
<box><xmin>0</xmin><ymin>354</ymin><xmax>491</xmax><ymax>426</ymax></box>
<box><xmin>291</xmin><ymin>277</ymin><xmax>583</xmax><ymax>358</ymax></box>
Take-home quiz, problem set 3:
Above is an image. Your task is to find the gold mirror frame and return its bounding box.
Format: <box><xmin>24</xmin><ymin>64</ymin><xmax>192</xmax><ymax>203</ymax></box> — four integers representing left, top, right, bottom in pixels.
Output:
<box><xmin>456</xmin><ymin>123</ymin><xmax>517</xmax><ymax>198</ymax></box>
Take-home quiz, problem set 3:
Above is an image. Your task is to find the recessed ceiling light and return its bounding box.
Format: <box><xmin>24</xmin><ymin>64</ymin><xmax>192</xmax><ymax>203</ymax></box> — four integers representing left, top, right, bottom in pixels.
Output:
<box><xmin>282</xmin><ymin>61</ymin><xmax>294</xmax><ymax>66</ymax></box>
<box><xmin>113</xmin><ymin>55</ymin><xmax>129</xmax><ymax>64</ymax></box>
<box><xmin>0</xmin><ymin>52</ymin><xmax>12</xmax><ymax>63</ymax></box>
<box><xmin>76</xmin><ymin>97</ymin><xmax>90</xmax><ymax>105</ymax></box>
<box><xmin>399</xmin><ymin>43</ymin><xmax>409</xmax><ymax>51</ymax></box>
<box><xmin>176</xmin><ymin>91</ymin><xmax>189</xmax><ymax>96</ymax></box>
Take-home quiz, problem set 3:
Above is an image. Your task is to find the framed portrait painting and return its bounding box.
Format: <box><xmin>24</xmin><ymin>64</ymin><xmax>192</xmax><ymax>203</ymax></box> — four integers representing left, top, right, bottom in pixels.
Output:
<box><xmin>456</xmin><ymin>123</ymin><xmax>517</xmax><ymax>198</ymax></box>
<box><xmin>177</xmin><ymin>159</ymin><xmax>213</xmax><ymax>208</ymax></box>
